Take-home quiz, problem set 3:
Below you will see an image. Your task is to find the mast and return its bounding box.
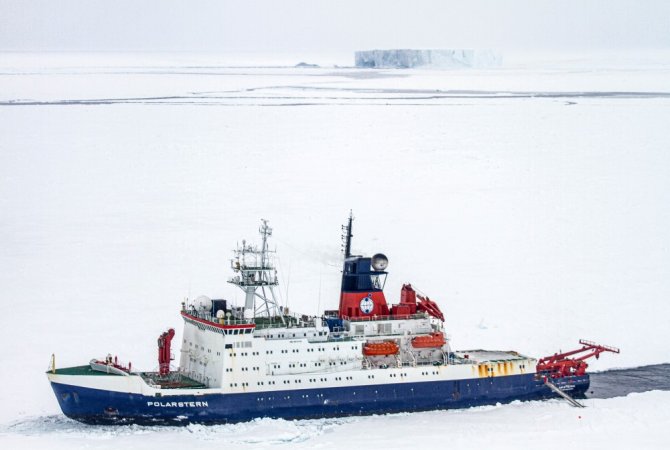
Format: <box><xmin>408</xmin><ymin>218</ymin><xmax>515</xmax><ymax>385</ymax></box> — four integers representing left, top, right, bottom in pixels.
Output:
<box><xmin>228</xmin><ymin>219</ymin><xmax>284</xmax><ymax>323</ymax></box>
<box><xmin>342</xmin><ymin>210</ymin><xmax>353</xmax><ymax>258</ymax></box>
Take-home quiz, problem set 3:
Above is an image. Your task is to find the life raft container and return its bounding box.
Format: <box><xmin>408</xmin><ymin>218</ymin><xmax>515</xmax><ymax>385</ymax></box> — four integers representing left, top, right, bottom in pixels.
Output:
<box><xmin>411</xmin><ymin>332</ymin><xmax>446</xmax><ymax>349</ymax></box>
<box><xmin>363</xmin><ymin>341</ymin><xmax>400</xmax><ymax>356</ymax></box>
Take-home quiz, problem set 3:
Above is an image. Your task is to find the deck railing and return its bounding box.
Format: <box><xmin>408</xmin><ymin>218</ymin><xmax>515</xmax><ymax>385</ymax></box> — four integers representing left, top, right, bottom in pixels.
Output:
<box><xmin>341</xmin><ymin>313</ymin><xmax>429</xmax><ymax>322</ymax></box>
<box><xmin>182</xmin><ymin>309</ymin><xmax>316</xmax><ymax>330</ymax></box>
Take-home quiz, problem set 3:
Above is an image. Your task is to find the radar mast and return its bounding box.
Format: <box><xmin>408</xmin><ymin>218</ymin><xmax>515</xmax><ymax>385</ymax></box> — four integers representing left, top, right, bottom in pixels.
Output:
<box><xmin>228</xmin><ymin>219</ymin><xmax>284</xmax><ymax>323</ymax></box>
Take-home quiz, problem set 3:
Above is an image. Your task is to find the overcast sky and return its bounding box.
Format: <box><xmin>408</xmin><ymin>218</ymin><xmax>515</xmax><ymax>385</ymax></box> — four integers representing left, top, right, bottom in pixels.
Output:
<box><xmin>1</xmin><ymin>0</ymin><xmax>669</xmax><ymax>52</ymax></box>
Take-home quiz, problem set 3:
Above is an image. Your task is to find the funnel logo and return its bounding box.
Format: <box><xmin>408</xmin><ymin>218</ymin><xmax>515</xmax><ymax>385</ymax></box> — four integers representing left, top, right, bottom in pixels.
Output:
<box><xmin>360</xmin><ymin>294</ymin><xmax>374</xmax><ymax>314</ymax></box>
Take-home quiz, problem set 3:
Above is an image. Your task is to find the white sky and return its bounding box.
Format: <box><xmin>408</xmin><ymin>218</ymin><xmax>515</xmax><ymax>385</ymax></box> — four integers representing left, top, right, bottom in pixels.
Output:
<box><xmin>1</xmin><ymin>0</ymin><xmax>669</xmax><ymax>52</ymax></box>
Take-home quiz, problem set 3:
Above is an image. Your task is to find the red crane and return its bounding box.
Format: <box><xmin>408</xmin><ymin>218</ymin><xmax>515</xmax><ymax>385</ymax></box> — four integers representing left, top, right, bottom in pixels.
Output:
<box><xmin>536</xmin><ymin>339</ymin><xmax>620</xmax><ymax>378</ymax></box>
<box><xmin>158</xmin><ymin>328</ymin><xmax>175</xmax><ymax>376</ymax></box>
<box><xmin>416</xmin><ymin>294</ymin><xmax>445</xmax><ymax>322</ymax></box>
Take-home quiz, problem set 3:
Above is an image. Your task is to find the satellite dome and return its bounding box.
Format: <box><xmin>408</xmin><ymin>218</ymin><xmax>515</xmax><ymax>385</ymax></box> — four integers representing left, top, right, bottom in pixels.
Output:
<box><xmin>371</xmin><ymin>253</ymin><xmax>389</xmax><ymax>271</ymax></box>
<box><xmin>194</xmin><ymin>295</ymin><xmax>212</xmax><ymax>310</ymax></box>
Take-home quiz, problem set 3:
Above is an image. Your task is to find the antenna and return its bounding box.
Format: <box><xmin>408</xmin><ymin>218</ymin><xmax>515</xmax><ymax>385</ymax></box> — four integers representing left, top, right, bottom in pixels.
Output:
<box><xmin>342</xmin><ymin>210</ymin><xmax>354</xmax><ymax>258</ymax></box>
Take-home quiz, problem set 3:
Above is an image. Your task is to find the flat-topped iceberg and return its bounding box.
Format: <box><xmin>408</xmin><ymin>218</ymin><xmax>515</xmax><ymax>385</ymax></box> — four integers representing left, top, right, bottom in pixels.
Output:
<box><xmin>355</xmin><ymin>49</ymin><xmax>502</xmax><ymax>69</ymax></box>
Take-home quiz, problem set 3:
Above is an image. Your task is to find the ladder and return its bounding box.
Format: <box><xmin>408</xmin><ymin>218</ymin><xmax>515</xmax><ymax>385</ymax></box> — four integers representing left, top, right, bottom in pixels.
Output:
<box><xmin>544</xmin><ymin>378</ymin><xmax>585</xmax><ymax>408</ymax></box>
<box><xmin>407</xmin><ymin>350</ymin><xmax>417</xmax><ymax>367</ymax></box>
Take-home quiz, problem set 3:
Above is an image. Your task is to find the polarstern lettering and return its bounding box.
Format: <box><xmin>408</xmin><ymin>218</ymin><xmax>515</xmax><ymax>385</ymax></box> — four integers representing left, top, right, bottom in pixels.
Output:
<box><xmin>147</xmin><ymin>401</ymin><xmax>209</xmax><ymax>407</ymax></box>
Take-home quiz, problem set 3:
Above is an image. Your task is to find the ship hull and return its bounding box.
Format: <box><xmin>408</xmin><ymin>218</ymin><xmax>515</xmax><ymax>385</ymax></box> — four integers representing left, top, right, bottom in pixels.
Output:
<box><xmin>50</xmin><ymin>373</ymin><xmax>589</xmax><ymax>425</ymax></box>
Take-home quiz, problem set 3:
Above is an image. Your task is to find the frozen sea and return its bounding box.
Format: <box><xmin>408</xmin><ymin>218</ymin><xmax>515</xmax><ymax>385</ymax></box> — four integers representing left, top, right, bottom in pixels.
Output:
<box><xmin>1</xmin><ymin>51</ymin><xmax>669</xmax><ymax>448</ymax></box>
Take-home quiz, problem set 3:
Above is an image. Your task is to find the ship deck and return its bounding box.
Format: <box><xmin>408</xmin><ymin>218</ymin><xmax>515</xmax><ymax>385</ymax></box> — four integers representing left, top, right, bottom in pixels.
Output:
<box><xmin>48</xmin><ymin>366</ymin><xmax>207</xmax><ymax>389</ymax></box>
<box><xmin>452</xmin><ymin>350</ymin><xmax>531</xmax><ymax>363</ymax></box>
<box><xmin>50</xmin><ymin>365</ymin><xmax>118</xmax><ymax>376</ymax></box>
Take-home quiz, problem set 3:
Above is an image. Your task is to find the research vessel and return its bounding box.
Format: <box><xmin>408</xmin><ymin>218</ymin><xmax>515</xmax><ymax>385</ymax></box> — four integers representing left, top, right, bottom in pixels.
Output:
<box><xmin>47</xmin><ymin>215</ymin><xmax>618</xmax><ymax>424</ymax></box>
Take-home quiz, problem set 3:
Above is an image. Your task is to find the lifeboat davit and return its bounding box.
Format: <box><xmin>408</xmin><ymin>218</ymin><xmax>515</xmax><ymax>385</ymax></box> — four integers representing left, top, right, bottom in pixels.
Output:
<box><xmin>363</xmin><ymin>341</ymin><xmax>400</xmax><ymax>356</ymax></box>
<box><xmin>411</xmin><ymin>332</ymin><xmax>446</xmax><ymax>349</ymax></box>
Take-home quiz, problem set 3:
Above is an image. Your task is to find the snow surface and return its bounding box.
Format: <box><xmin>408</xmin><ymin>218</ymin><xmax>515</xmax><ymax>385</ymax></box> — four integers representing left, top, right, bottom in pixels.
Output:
<box><xmin>1</xmin><ymin>51</ymin><xmax>669</xmax><ymax>447</ymax></box>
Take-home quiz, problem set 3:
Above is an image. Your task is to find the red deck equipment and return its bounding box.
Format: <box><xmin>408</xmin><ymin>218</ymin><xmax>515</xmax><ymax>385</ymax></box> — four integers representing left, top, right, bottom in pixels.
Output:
<box><xmin>536</xmin><ymin>339</ymin><xmax>620</xmax><ymax>378</ymax></box>
<box><xmin>416</xmin><ymin>294</ymin><xmax>445</xmax><ymax>322</ymax></box>
<box><xmin>158</xmin><ymin>328</ymin><xmax>175</xmax><ymax>376</ymax></box>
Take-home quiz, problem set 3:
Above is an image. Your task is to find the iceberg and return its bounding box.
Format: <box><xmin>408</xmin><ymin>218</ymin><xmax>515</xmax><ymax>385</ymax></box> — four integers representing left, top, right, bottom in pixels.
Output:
<box><xmin>355</xmin><ymin>49</ymin><xmax>502</xmax><ymax>69</ymax></box>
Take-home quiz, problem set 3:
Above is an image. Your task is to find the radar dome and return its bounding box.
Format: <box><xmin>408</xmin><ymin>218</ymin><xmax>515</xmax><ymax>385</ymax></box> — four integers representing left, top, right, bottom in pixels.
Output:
<box><xmin>194</xmin><ymin>295</ymin><xmax>212</xmax><ymax>311</ymax></box>
<box><xmin>371</xmin><ymin>253</ymin><xmax>389</xmax><ymax>271</ymax></box>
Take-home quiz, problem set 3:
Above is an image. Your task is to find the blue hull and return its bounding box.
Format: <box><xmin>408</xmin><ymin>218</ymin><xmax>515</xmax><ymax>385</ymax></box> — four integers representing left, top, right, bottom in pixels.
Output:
<box><xmin>50</xmin><ymin>373</ymin><xmax>589</xmax><ymax>425</ymax></box>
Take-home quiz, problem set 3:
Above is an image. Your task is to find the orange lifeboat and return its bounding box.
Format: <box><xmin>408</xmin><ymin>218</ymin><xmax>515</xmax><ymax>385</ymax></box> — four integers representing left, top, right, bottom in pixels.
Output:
<box><xmin>411</xmin><ymin>332</ymin><xmax>446</xmax><ymax>349</ymax></box>
<box><xmin>363</xmin><ymin>341</ymin><xmax>400</xmax><ymax>356</ymax></box>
